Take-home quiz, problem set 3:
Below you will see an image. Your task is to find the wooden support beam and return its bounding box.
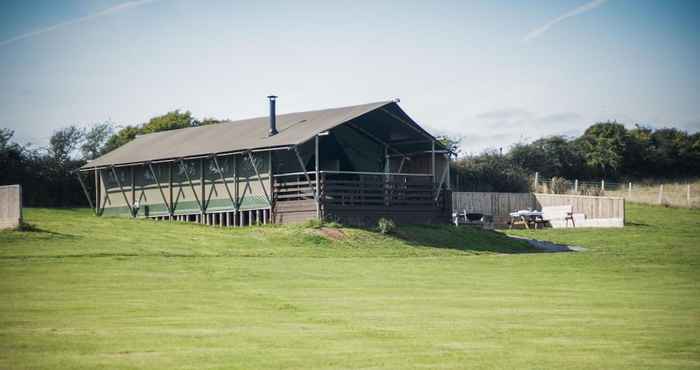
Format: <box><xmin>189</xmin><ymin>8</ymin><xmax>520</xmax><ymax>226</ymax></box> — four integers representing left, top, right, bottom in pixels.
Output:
<box><xmin>247</xmin><ymin>151</ymin><xmax>271</xmax><ymax>206</ymax></box>
<box><xmin>131</xmin><ymin>167</ymin><xmax>135</xmax><ymax>214</ymax></box>
<box><xmin>75</xmin><ymin>170</ymin><xmax>95</xmax><ymax>214</ymax></box>
<box><xmin>168</xmin><ymin>162</ymin><xmax>173</xmax><ymax>217</ymax></box>
<box><xmin>292</xmin><ymin>146</ymin><xmax>317</xmax><ymax>203</ymax></box>
<box><xmin>177</xmin><ymin>159</ymin><xmax>203</xmax><ymax>213</ymax></box>
<box><xmin>346</xmin><ymin>122</ymin><xmax>409</xmax><ymax>159</ymax></box>
<box><xmin>147</xmin><ymin>161</ymin><xmax>172</xmax><ymax>216</ymax></box>
<box><xmin>95</xmin><ymin>169</ymin><xmax>101</xmax><ymax>216</ymax></box>
<box><xmin>212</xmin><ymin>154</ymin><xmax>238</xmax><ymax>211</ymax></box>
<box><xmin>380</xmin><ymin>107</ymin><xmax>434</xmax><ymax>141</ymax></box>
<box><xmin>110</xmin><ymin>166</ymin><xmax>134</xmax><ymax>217</ymax></box>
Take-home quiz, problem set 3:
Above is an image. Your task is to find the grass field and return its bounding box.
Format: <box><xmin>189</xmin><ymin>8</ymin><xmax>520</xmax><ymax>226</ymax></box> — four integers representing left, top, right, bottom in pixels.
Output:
<box><xmin>0</xmin><ymin>204</ymin><xmax>698</xmax><ymax>369</ymax></box>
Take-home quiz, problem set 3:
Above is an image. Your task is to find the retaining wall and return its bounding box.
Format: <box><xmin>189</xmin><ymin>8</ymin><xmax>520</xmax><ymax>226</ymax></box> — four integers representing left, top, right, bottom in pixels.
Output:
<box><xmin>0</xmin><ymin>184</ymin><xmax>22</xmax><ymax>230</ymax></box>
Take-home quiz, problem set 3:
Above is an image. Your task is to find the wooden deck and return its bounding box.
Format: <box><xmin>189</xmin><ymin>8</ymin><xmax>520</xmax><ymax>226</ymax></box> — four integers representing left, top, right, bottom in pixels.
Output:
<box><xmin>274</xmin><ymin>173</ymin><xmax>450</xmax><ymax>226</ymax></box>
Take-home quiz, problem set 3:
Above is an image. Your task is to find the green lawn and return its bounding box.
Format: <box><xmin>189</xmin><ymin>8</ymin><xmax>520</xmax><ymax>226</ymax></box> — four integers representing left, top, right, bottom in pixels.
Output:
<box><xmin>0</xmin><ymin>204</ymin><xmax>698</xmax><ymax>369</ymax></box>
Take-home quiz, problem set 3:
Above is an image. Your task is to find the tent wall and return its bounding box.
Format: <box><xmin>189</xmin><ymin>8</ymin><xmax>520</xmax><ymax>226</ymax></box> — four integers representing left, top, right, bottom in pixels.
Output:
<box><xmin>98</xmin><ymin>152</ymin><xmax>272</xmax><ymax>217</ymax></box>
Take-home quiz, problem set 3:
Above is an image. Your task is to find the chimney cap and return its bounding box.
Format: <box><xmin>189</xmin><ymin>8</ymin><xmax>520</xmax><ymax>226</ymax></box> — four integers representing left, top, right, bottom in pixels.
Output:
<box><xmin>267</xmin><ymin>95</ymin><xmax>278</xmax><ymax>100</ymax></box>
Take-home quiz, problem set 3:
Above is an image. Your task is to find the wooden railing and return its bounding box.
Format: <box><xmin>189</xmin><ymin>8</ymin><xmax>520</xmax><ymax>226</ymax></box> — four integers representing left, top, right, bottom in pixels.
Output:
<box><xmin>273</xmin><ymin>176</ymin><xmax>316</xmax><ymax>201</ymax></box>
<box><xmin>274</xmin><ymin>172</ymin><xmax>440</xmax><ymax>207</ymax></box>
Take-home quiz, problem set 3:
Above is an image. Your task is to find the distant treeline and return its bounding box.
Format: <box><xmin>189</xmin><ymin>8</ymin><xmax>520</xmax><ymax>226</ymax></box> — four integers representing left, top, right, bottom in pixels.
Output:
<box><xmin>0</xmin><ymin>111</ymin><xmax>220</xmax><ymax>207</ymax></box>
<box><xmin>2</xmin><ymin>115</ymin><xmax>699</xmax><ymax>206</ymax></box>
<box><xmin>448</xmin><ymin>122</ymin><xmax>700</xmax><ymax>192</ymax></box>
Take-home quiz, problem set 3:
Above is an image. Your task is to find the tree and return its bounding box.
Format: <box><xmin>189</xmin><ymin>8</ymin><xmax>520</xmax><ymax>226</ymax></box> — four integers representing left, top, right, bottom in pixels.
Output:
<box><xmin>197</xmin><ymin>117</ymin><xmax>225</xmax><ymax>126</ymax></box>
<box><xmin>81</xmin><ymin>122</ymin><xmax>114</xmax><ymax>160</ymax></box>
<box><xmin>141</xmin><ymin>110</ymin><xmax>196</xmax><ymax>134</ymax></box>
<box><xmin>508</xmin><ymin>136</ymin><xmax>586</xmax><ymax>179</ymax></box>
<box><xmin>577</xmin><ymin>121</ymin><xmax>628</xmax><ymax>178</ymax></box>
<box><xmin>0</xmin><ymin>129</ymin><xmax>26</xmax><ymax>187</ymax></box>
<box><xmin>0</xmin><ymin>128</ymin><xmax>15</xmax><ymax>150</ymax></box>
<box><xmin>452</xmin><ymin>150</ymin><xmax>529</xmax><ymax>192</ymax></box>
<box><xmin>436</xmin><ymin>135</ymin><xmax>462</xmax><ymax>157</ymax></box>
<box><xmin>101</xmin><ymin>125</ymin><xmax>141</xmax><ymax>154</ymax></box>
<box><xmin>48</xmin><ymin>126</ymin><xmax>83</xmax><ymax>165</ymax></box>
<box><xmin>101</xmin><ymin>110</ymin><xmax>221</xmax><ymax>154</ymax></box>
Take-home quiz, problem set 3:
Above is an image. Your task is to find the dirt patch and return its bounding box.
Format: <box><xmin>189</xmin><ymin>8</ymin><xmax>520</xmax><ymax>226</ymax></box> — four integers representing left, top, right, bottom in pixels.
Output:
<box><xmin>318</xmin><ymin>227</ymin><xmax>347</xmax><ymax>240</ymax></box>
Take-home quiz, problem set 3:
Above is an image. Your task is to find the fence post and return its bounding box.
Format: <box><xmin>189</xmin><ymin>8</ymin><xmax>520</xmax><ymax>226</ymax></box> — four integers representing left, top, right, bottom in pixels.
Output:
<box><xmin>628</xmin><ymin>182</ymin><xmax>632</xmax><ymax>197</ymax></box>
<box><xmin>688</xmin><ymin>184</ymin><xmax>691</xmax><ymax>207</ymax></box>
<box><xmin>601</xmin><ymin>179</ymin><xmax>605</xmax><ymax>192</ymax></box>
<box><xmin>574</xmin><ymin>179</ymin><xmax>578</xmax><ymax>193</ymax></box>
<box><xmin>658</xmin><ymin>184</ymin><xmax>664</xmax><ymax>204</ymax></box>
<box><xmin>534</xmin><ymin>172</ymin><xmax>539</xmax><ymax>193</ymax></box>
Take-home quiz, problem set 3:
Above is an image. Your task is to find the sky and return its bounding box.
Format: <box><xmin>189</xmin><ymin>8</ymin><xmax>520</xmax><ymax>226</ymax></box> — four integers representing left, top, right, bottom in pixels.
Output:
<box><xmin>0</xmin><ymin>0</ymin><xmax>699</xmax><ymax>154</ymax></box>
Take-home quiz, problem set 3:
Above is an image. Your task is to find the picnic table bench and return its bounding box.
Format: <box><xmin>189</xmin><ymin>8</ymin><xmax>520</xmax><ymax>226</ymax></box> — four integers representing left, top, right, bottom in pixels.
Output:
<box><xmin>509</xmin><ymin>205</ymin><xmax>576</xmax><ymax>229</ymax></box>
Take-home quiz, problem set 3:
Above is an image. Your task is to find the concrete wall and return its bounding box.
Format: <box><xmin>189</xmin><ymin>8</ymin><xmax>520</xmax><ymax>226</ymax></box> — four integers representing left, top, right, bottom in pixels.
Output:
<box><xmin>0</xmin><ymin>184</ymin><xmax>22</xmax><ymax>229</ymax></box>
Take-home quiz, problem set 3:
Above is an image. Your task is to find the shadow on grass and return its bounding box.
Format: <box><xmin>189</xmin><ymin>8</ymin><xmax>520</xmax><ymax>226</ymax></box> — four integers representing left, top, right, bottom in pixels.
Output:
<box><xmin>389</xmin><ymin>224</ymin><xmax>541</xmax><ymax>254</ymax></box>
<box><xmin>625</xmin><ymin>221</ymin><xmax>651</xmax><ymax>227</ymax></box>
<box><xmin>6</xmin><ymin>221</ymin><xmax>77</xmax><ymax>239</ymax></box>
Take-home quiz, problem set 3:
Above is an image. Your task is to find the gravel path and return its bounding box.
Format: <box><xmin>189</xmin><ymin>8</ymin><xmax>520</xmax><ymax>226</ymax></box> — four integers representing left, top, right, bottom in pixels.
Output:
<box><xmin>508</xmin><ymin>235</ymin><xmax>586</xmax><ymax>252</ymax></box>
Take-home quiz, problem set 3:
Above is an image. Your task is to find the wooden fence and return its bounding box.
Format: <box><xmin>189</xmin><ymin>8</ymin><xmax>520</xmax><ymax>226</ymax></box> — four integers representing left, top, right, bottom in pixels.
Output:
<box><xmin>452</xmin><ymin>192</ymin><xmax>624</xmax><ymax>226</ymax></box>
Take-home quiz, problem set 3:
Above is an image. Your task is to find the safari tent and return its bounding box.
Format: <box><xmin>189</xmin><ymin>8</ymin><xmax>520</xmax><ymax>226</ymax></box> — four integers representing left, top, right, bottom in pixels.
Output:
<box><xmin>78</xmin><ymin>97</ymin><xmax>452</xmax><ymax>226</ymax></box>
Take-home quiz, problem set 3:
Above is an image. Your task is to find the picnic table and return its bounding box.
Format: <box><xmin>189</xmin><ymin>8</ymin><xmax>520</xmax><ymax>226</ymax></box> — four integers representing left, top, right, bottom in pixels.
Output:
<box><xmin>509</xmin><ymin>210</ymin><xmax>544</xmax><ymax>229</ymax></box>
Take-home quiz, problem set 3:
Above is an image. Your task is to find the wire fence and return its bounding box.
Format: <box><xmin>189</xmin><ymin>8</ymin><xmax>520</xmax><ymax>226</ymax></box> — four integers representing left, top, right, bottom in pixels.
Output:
<box><xmin>533</xmin><ymin>173</ymin><xmax>700</xmax><ymax>208</ymax></box>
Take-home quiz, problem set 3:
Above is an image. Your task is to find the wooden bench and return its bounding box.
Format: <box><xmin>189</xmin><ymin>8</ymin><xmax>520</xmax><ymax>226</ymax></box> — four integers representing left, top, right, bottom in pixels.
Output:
<box><xmin>536</xmin><ymin>205</ymin><xmax>575</xmax><ymax>228</ymax></box>
<box><xmin>453</xmin><ymin>210</ymin><xmax>493</xmax><ymax>228</ymax></box>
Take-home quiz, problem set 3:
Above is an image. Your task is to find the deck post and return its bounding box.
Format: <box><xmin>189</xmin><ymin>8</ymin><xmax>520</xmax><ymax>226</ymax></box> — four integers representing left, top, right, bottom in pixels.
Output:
<box><xmin>445</xmin><ymin>153</ymin><xmax>451</xmax><ymax>190</ymax></box>
<box><xmin>431</xmin><ymin>140</ymin><xmax>436</xmax><ymax>184</ymax></box>
<box><xmin>268</xmin><ymin>151</ymin><xmax>273</xmax><ymax>223</ymax></box>
<box><xmin>315</xmin><ymin>135</ymin><xmax>320</xmax><ymax>219</ymax></box>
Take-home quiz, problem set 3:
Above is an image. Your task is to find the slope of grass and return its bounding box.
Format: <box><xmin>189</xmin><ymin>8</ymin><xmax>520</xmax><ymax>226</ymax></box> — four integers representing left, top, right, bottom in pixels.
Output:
<box><xmin>0</xmin><ymin>204</ymin><xmax>698</xmax><ymax>369</ymax></box>
<box><xmin>0</xmin><ymin>208</ymin><xmax>533</xmax><ymax>258</ymax></box>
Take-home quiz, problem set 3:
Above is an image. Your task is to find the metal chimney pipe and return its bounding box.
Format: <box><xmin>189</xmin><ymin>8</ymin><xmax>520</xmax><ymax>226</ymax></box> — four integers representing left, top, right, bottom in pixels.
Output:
<box><xmin>267</xmin><ymin>95</ymin><xmax>278</xmax><ymax>136</ymax></box>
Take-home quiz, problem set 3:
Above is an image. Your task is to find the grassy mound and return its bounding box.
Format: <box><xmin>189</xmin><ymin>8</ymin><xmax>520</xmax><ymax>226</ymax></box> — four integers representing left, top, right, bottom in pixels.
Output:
<box><xmin>0</xmin><ymin>208</ymin><xmax>535</xmax><ymax>258</ymax></box>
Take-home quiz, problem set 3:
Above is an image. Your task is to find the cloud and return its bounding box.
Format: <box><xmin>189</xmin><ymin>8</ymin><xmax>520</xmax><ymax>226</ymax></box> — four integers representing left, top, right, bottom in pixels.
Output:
<box><xmin>476</xmin><ymin>108</ymin><xmax>533</xmax><ymax>121</ymax></box>
<box><xmin>0</xmin><ymin>0</ymin><xmax>160</xmax><ymax>48</ymax></box>
<box><xmin>459</xmin><ymin>108</ymin><xmax>586</xmax><ymax>153</ymax></box>
<box><xmin>523</xmin><ymin>0</ymin><xmax>608</xmax><ymax>42</ymax></box>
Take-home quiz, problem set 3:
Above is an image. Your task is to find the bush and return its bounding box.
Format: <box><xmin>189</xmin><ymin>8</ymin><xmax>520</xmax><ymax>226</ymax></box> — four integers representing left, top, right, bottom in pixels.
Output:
<box><xmin>377</xmin><ymin>218</ymin><xmax>396</xmax><ymax>234</ymax></box>
<box><xmin>303</xmin><ymin>219</ymin><xmax>324</xmax><ymax>229</ymax></box>
<box><xmin>549</xmin><ymin>177</ymin><xmax>572</xmax><ymax>194</ymax></box>
<box><xmin>579</xmin><ymin>184</ymin><xmax>604</xmax><ymax>196</ymax></box>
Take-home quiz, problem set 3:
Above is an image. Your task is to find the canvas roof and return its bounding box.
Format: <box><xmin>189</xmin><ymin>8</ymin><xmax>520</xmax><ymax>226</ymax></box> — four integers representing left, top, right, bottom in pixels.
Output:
<box><xmin>82</xmin><ymin>101</ymin><xmax>437</xmax><ymax>169</ymax></box>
